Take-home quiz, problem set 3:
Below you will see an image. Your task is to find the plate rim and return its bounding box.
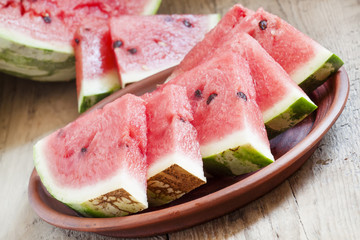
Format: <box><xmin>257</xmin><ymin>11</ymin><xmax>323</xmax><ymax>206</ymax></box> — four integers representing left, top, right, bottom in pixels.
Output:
<box><xmin>28</xmin><ymin>67</ymin><xmax>349</xmax><ymax>237</ymax></box>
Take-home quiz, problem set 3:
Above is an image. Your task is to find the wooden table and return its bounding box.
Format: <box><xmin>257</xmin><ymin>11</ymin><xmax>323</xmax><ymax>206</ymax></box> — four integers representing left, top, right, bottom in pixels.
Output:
<box><xmin>1</xmin><ymin>0</ymin><xmax>359</xmax><ymax>239</ymax></box>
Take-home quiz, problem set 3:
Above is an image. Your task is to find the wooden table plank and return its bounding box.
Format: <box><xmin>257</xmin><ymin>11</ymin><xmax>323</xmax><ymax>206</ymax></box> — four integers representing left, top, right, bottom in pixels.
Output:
<box><xmin>0</xmin><ymin>0</ymin><xmax>359</xmax><ymax>239</ymax></box>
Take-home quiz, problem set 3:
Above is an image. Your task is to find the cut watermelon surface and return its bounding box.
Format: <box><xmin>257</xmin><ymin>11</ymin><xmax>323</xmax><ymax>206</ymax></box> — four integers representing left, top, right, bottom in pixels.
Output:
<box><xmin>0</xmin><ymin>0</ymin><xmax>161</xmax><ymax>81</ymax></box>
<box><xmin>168</xmin><ymin>4</ymin><xmax>253</xmax><ymax>80</ymax></box>
<box><xmin>34</xmin><ymin>94</ymin><xmax>148</xmax><ymax>217</ymax></box>
<box><xmin>235</xmin><ymin>7</ymin><xmax>343</xmax><ymax>93</ymax></box>
<box><xmin>74</xmin><ymin>22</ymin><xmax>120</xmax><ymax>113</ymax></box>
<box><xmin>217</xmin><ymin>33</ymin><xmax>317</xmax><ymax>138</ymax></box>
<box><xmin>167</xmin><ymin>51</ymin><xmax>274</xmax><ymax>176</ymax></box>
<box><xmin>110</xmin><ymin>14</ymin><xmax>220</xmax><ymax>87</ymax></box>
<box><xmin>143</xmin><ymin>85</ymin><xmax>206</xmax><ymax>206</ymax></box>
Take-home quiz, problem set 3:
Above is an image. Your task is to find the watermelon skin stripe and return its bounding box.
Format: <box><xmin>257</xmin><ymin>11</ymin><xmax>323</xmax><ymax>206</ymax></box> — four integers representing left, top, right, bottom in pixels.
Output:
<box><xmin>0</xmin><ymin>36</ymin><xmax>75</xmax><ymax>81</ymax></box>
<box><xmin>265</xmin><ymin>97</ymin><xmax>318</xmax><ymax>139</ymax></box>
<box><xmin>203</xmin><ymin>144</ymin><xmax>274</xmax><ymax>176</ymax></box>
<box><xmin>298</xmin><ymin>53</ymin><xmax>344</xmax><ymax>93</ymax></box>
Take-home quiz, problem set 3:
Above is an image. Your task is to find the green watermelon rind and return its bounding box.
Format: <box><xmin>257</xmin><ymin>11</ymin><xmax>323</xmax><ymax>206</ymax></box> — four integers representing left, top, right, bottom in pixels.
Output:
<box><xmin>78</xmin><ymin>70</ymin><xmax>121</xmax><ymax>113</ymax></box>
<box><xmin>203</xmin><ymin>144</ymin><xmax>274</xmax><ymax>176</ymax></box>
<box><xmin>265</xmin><ymin>97</ymin><xmax>318</xmax><ymax>139</ymax></box>
<box><xmin>142</xmin><ymin>0</ymin><xmax>162</xmax><ymax>15</ymax></box>
<box><xmin>298</xmin><ymin>53</ymin><xmax>344</xmax><ymax>93</ymax></box>
<box><xmin>0</xmin><ymin>31</ymin><xmax>75</xmax><ymax>81</ymax></box>
<box><xmin>0</xmin><ymin>0</ymin><xmax>162</xmax><ymax>81</ymax></box>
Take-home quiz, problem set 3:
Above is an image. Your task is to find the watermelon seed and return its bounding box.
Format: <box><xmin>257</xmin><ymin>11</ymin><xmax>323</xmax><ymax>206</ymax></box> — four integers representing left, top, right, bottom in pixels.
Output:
<box><xmin>128</xmin><ymin>48</ymin><xmax>137</xmax><ymax>54</ymax></box>
<box><xmin>180</xmin><ymin>117</ymin><xmax>186</xmax><ymax>122</ymax></box>
<box><xmin>206</xmin><ymin>93</ymin><xmax>218</xmax><ymax>105</ymax></box>
<box><xmin>183</xmin><ymin>19</ymin><xmax>193</xmax><ymax>28</ymax></box>
<box><xmin>74</xmin><ymin>38</ymin><xmax>80</xmax><ymax>44</ymax></box>
<box><xmin>81</xmin><ymin>147</ymin><xmax>87</xmax><ymax>153</ymax></box>
<box><xmin>259</xmin><ymin>20</ymin><xmax>267</xmax><ymax>30</ymax></box>
<box><xmin>236</xmin><ymin>91</ymin><xmax>247</xmax><ymax>101</ymax></box>
<box><xmin>194</xmin><ymin>89</ymin><xmax>202</xmax><ymax>98</ymax></box>
<box><xmin>113</xmin><ymin>40</ymin><xmax>123</xmax><ymax>49</ymax></box>
<box><xmin>85</xmin><ymin>28</ymin><xmax>91</xmax><ymax>31</ymax></box>
<box><xmin>42</xmin><ymin>14</ymin><xmax>51</xmax><ymax>24</ymax></box>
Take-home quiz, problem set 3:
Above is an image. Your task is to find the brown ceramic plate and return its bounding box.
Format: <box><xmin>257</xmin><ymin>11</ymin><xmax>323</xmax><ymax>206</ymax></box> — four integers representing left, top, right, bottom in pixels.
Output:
<box><xmin>28</xmin><ymin>67</ymin><xmax>349</xmax><ymax>238</ymax></box>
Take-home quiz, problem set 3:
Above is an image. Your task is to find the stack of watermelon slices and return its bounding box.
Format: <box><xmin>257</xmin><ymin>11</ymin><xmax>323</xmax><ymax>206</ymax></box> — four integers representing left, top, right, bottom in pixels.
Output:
<box><xmin>33</xmin><ymin>4</ymin><xmax>343</xmax><ymax>217</ymax></box>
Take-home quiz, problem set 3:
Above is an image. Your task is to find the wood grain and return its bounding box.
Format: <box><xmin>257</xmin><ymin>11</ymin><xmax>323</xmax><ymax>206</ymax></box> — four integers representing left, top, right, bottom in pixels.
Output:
<box><xmin>1</xmin><ymin>0</ymin><xmax>359</xmax><ymax>239</ymax></box>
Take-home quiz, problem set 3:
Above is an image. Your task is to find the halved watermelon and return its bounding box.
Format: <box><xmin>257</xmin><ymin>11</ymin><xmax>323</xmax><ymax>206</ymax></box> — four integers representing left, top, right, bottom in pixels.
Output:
<box><xmin>33</xmin><ymin>94</ymin><xmax>148</xmax><ymax>217</ymax></box>
<box><xmin>74</xmin><ymin>22</ymin><xmax>120</xmax><ymax>113</ymax></box>
<box><xmin>235</xmin><ymin>7</ymin><xmax>343</xmax><ymax>92</ymax></box>
<box><xmin>143</xmin><ymin>85</ymin><xmax>206</xmax><ymax>206</ymax></box>
<box><xmin>0</xmin><ymin>0</ymin><xmax>161</xmax><ymax>81</ymax></box>
<box><xmin>167</xmin><ymin>51</ymin><xmax>274</xmax><ymax>176</ymax></box>
<box><xmin>110</xmin><ymin>14</ymin><xmax>220</xmax><ymax>87</ymax></box>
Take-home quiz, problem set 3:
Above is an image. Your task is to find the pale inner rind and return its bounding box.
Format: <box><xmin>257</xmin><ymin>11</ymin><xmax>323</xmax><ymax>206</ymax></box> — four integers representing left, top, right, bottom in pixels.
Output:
<box><xmin>290</xmin><ymin>46</ymin><xmax>332</xmax><ymax>84</ymax></box>
<box><xmin>262</xmin><ymin>87</ymin><xmax>315</xmax><ymax>123</ymax></box>
<box><xmin>34</xmin><ymin>138</ymin><xmax>148</xmax><ymax>208</ymax></box>
<box><xmin>147</xmin><ymin>152</ymin><xmax>206</xmax><ymax>182</ymax></box>
<box><xmin>200</xmin><ymin>128</ymin><xmax>274</xmax><ymax>161</ymax></box>
<box><xmin>79</xmin><ymin>70</ymin><xmax>120</xmax><ymax>97</ymax></box>
<box><xmin>0</xmin><ymin>26</ymin><xmax>74</xmax><ymax>54</ymax></box>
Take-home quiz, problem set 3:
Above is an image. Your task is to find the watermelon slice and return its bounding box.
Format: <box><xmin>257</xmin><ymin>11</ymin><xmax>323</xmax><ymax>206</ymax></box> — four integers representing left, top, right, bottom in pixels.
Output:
<box><xmin>167</xmin><ymin>51</ymin><xmax>274</xmax><ymax>176</ymax></box>
<box><xmin>235</xmin><ymin>7</ymin><xmax>344</xmax><ymax>92</ymax></box>
<box><xmin>74</xmin><ymin>22</ymin><xmax>120</xmax><ymax>113</ymax></box>
<box><xmin>110</xmin><ymin>14</ymin><xmax>220</xmax><ymax>87</ymax></box>
<box><xmin>168</xmin><ymin>4</ymin><xmax>253</xmax><ymax>80</ymax></box>
<box><xmin>143</xmin><ymin>85</ymin><xmax>206</xmax><ymax>206</ymax></box>
<box><xmin>0</xmin><ymin>0</ymin><xmax>161</xmax><ymax>81</ymax></box>
<box><xmin>33</xmin><ymin>94</ymin><xmax>148</xmax><ymax>217</ymax></box>
<box><xmin>217</xmin><ymin>33</ymin><xmax>318</xmax><ymax>138</ymax></box>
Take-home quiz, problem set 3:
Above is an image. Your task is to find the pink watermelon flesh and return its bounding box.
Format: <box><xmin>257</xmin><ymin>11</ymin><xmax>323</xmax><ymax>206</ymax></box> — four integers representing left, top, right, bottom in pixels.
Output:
<box><xmin>166</xmin><ymin>51</ymin><xmax>274</xmax><ymax>175</ymax></box>
<box><xmin>0</xmin><ymin>0</ymin><xmax>161</xmax><ymax>81</ymax></box>
<box><xmin>234</xmin><ymin>7</ymin><xmax>343</xmax><ymax>92</ymax></box>
<box><xmin>143</xmin><ymin>85</ymin><xmax>205</xmax><ymax>205</ymax></box>
<box><xmin>215</xmin><ymin>33</ymin><xmax>317</xmax><ymax>137</ymax></box>
<box><xmin>74</xmin><ymin>21</ymin><xmax>120</xmax><ymax>113</ymax></box>
<box><xmin>34</xmin><ymin>94</ymin><xmax>148</xmax><ymax>217</ymax></box>
<box><xmin>44</xmin><ymin>94</ymin><xmax>147</xmax><ymax>187</ymax></box>
<box><xmin>109</xmin><ymin>14</ymin><xmax>219</xmax><ymax>87</ymax></box>
<box><xmin>168</xmin><ymin>4</ymin><xmax>253</xmax><ymax>80</ymax></box>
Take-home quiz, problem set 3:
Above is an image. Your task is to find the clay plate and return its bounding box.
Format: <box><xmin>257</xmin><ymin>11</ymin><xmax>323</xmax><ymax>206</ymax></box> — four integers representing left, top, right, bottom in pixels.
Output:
<box><xmin>28</xmin><ymin>67</ymin><xmax>349</xmax><ymax>238</ymax></box>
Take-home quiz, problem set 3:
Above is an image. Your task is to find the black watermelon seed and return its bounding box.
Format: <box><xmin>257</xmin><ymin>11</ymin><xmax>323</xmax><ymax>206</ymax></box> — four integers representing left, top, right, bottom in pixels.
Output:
<box><xmin>183</xmin><ymin>19</ymin><xmax>192</xmax><ymax>28</ymax></box>
<box><xmin>237</xmin><ymin>91</ymin><xmax>247</xmax><ymax>101</ymax></box>
<box><xmin>206</xmin><ymin>93</ymin><xmax>218</xmax><ymax>105</ymax></box>
<box><xmin>259</xmin><ymin>20</ymin><xmax>267</xmax><ymax>30</ymax></box>
<box><xmin>113</xmin><ymin>40</ymin><xmax>123</xmax><ymax>49</ymax></box>
<box><xmin>81</xmin><ymin>147</ymin><xmax>87</xmax><ymax>153</ymax></box>
<box><xmin>42</xmin><ymin>15</ymin><xmax>51</xmax><ymax>24</ymax></box>
<box><xmin>179</xmin><ymin>117</ymin><xmax>186</xmax><ymax>122</ymax></box>
<box><xmin>84</xmin><ymin>28</ymin><xmax>91</xmax><ymax>31</ymax></box>
<box><xmin>125</xmin><ymin>144</ymin><xmax>129</xmax><ymax>148</ymax></box>
<box><xmin>74</xmin><ymin>38</ymin><xmax>80</xmax><ymax>44</ymax></box>
<box><xmin>128</xmin><ymin>48</ymin><xmax>137</xmax><ymax>54</ymax></box>
<box><xmin>194</xmin><ymin>89</ymin><xmax>202</xmax><ymax>98</ymax></box>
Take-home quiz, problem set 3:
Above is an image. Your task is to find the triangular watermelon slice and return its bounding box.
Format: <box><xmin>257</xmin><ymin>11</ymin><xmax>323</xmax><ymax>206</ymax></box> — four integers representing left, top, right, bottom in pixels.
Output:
<box><xmin>34</xmin><ymin>94</ymin><xmax>149</xmax><ymax>217</ymax></box>
<box><xmin>234</xmin><ymin>7</ymin><xmax>343</xmax><ymax>93</ymax></box>
<box><xmin>143</xmin><ymin>85</ymin><xmax>206</xmax><ymax>206</ymax></box>
<box><xmin>216</xmin><ymin>33</ymin><xmax>318</xmax><ymax>138</ymax></box>
<box><xmin>110</xmin><ymin>14</ymin><xmax>220</xmax><ymax>88</ymax></box>
<box><xmin>167</xmin><ymin>51</ymin><xmax>274</xmax><ymax>176</ymax></box>
<box><xmin>74</xmin><ymin>22</ymin><xmax>121</xmax><ymax>113</ymax></box>
<box><xmin>0</xmin><ymin>0</ymin><xmax>161</xmax><ymax>81</ymax></box>
<box><xmin>168</xmin><ymin>4</ymin><xmax>253</xmax><ymax>80</ymax></box>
